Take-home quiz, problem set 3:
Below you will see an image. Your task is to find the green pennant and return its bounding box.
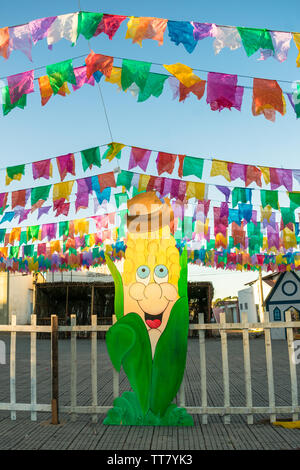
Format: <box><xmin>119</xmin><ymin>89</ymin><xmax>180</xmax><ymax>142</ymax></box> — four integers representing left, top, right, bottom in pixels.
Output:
<box><xmin>46</xmin><ymin>59</ymin><xmax>77</xmax><ymax>94</ymax></box>
<box><xmin>0</xmin><ymin>229</ymin><xmax>5</xmax><ymax>244</ymax></box>
<box><xmin>10</xmin><ymin>246</ymin><xmax>19</xmax><ymax>258</ymax></box>
<box><xmin>182</xmin><ymin>156</ymin><xmax>204</xmax><ymax>180</ymax></box>
<box><xmin>77</xmin><ymin>11</ymin><xmax>103</xmax><ymax>40</ymax></box>
<box><xmin>281</xmin><ymin>207</ymin><xmax>295</xmax><ymax>227</ymax></box>
<box><xmin>59</xmin><ymin>221</ymin><xmax>69</xmax><ymax>238</ymax></box>
<box><xmin>31</xmin><ymin>185</ymin><xmax>51</xmax><ymax>207</ymax></box>
<box><xmin>2</xmin><ymin>86</ymin><xmax>27</xmax><ymax>116</ymax></box>
<box><xmin>117</xmin><ymin>171</ymin><xmax>134</xmax><ymax>190</ymax></box>
<box><xmin>118</xmin><ymin>209</ymin><xmax>127</xmax><ymax>238</ymax></box>
<box><xmin>7</xmin><ymin>164</ymin><xmax>25</xmax><ymax>180</ymax></box>
<box><xmin>115</xmin><ymin>193</ymin><xmax>128</xmax><ymax>208</ymax></box>
<box><xmin>121</xmin><ymin>59</ymin><xmax>152</xmax><ymax>92</ymax></box>
<box><xmin>81</xmin><ymin>147</ymin><xmax>101</xmax><ymax>172</ymax></box>
<box><xmin>24</xmin><ymin>245</ymin><xmax>34</xmax><ymax>257</ymax></box>
<box><xmin>237</xmin><ymin>27</ymin><xmax>274</xmax><ymax>57</ymax></box>
<box><xmin>27</xmin><ymin>226</ymin><xmax>40</xmax><ymax>241</ymax></box>
<box><xmin>19</xmin><ymin>231</ymin><xmax>27</xmax><ymax>246</ymax></box>
<box><xmin>137</xmin><ymin>73</ymin><xmax>168</xmax><ymax>102</ymax></box>
<box><xmin>183</xmin><ymin>216</ymin><xmax>193</xmax><ymax>239</ymax></box>
<box><xmin>92</xmin><ymin>247</ymin><xmax>100</xmax><ymax>259</ymax></box>
<box><xmin>206</xmin><ymin>240</ymin><xmax>215</xmax><ymax>250</ymax></box>
<box><xmin>232</xmin><ymin>187</ymin><xmax>250</xmax><ymax>208</ymax></box>
<box><xmin>288</xmin><ymin>192</ymin><xmax>300</xmax><ymax>210</ymax></box>
<box><xmin>260</xmin><ymin>190</ymin><xmax>279</xmax><ymax>210</ymax></box>
<box><xmin>174</xmin><ymin>218</ymin><xmax>183</xmax><ymax>241</ymax></box>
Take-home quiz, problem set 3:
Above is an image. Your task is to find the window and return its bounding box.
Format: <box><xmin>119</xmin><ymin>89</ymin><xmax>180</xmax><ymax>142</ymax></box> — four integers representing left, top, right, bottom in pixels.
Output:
<box><xmin>274</xmin><ymin>307</ymin><xmax>281</xmax><ymax>321</ymax></box>
<box><xmin>240</xmin><ymin>303</ymin><xmax>243</xmax><ymax>310</ymax></box>
<box><xmin>244</xmin><ymin>303</ymin><xmax>248</xmax><ymax>310</ymax></box>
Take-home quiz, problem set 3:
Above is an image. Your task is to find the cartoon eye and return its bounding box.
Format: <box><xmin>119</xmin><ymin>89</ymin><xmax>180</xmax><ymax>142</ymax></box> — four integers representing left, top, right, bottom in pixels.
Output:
<box><xmin>136</xmin><ymin>265</ymin><xmax>150</xmax><ymax>284</ymax></box>
<box><xmin>154</xmin><ymin>265</ymin><xmax>169</xmax><ymax>283</ymax></box>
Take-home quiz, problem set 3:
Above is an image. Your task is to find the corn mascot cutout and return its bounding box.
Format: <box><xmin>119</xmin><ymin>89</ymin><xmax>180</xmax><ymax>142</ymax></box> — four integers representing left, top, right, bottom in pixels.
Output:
<box><xmin>104</xmin><ymin>192</ymin><xmax>193</xmax><ymax>426</ymax></box>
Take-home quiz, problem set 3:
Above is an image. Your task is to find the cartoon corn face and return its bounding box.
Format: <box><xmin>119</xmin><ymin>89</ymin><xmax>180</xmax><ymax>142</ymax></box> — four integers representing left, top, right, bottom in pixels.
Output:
<box><xmin>104</xmin><ymin>192</ymin><xmax>193</xmax><ymax>426</ymax></box>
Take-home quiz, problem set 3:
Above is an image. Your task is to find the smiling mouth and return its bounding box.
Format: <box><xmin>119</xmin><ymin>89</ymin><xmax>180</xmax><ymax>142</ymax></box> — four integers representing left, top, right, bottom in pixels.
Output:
<box><xmin>144</xmin><ymin>311</ymin><xmax>163</xmax><ymax>329</ymax></box>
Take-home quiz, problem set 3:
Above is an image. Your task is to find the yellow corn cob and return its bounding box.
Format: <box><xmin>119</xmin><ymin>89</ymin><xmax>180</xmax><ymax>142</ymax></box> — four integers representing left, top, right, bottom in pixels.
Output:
<box><xmin>122</xmin><ymin>225</ymin><xmax>180</xmax><ymax>287</ymax></box>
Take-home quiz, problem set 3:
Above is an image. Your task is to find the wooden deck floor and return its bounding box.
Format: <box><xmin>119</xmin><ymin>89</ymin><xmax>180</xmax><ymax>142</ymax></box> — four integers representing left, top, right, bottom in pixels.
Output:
<box><xmin>0</xmin><ymin>335</ymin><xmax>300</xmax><ymax>450</ymax></box>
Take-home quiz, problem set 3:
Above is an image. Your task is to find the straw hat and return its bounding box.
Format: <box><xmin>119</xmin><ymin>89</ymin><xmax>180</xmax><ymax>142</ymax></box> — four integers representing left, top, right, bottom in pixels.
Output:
<box><xmin>127</xmin><ymin>191</ymin><xmax>174</xmax><ymax>234</ymax></box>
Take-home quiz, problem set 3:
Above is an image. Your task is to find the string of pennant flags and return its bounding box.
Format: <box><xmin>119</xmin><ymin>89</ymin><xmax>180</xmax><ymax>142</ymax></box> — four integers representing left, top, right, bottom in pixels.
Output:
<box><xmin>0</xmin><ymin>141</ymin><xmax>298</xmax><ymax>273</ymax></box>
<box><xmin>2</xmin><ymin>11</ymin><xmax>300</xmax><ymax>67</ymax></box>
<box><xmin>2</xmin><ymin>142</ymin><xmax>300</xmax><ymax>192</ymax></box>
<box><xmin>2</xmin><ymin>51</ymin><xmax>300</xmax><ymax>121</ymax></box>
<box><xmin>2</xmin><ymin>10</ymin><xmax>300</xmax><ymax>274</ymax></box>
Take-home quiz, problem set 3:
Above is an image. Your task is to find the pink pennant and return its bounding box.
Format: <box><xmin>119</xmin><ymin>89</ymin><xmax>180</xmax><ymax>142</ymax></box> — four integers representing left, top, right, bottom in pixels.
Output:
<box><xmin>56</xmin><ymin>154</ymin><xmax>75</xmax><ymax>181</ymax></box>
<box><xmin>228</xmin><ymin>162</ymin><xmax>246</xmax><ymax>182</ymax></box>
<box><xmin>8</xmin><ymin>24</ymin><xmax>33</xmax><ymax>61</ymax></box>
<box><xmin>72</xmin><ymin>66</ymin><xmax>95</xmax><ymax>91</ymax></box>
<box><xmin>53</xmin><ymin>198</ymin><xmax>70</xmax><ymax>217</ymax></box>
<box><xmin>94</xmin><ymin>14</ymin><xmax>127</xmax><ymax>40</ymax></box>
<box><xmin>129</xmin><ymin>147</ymin><xmax>151</xmax><ymax>172</ymax></box>
<box><xmin>7</xmin><ymin>70</ymin><xmax>34</xmax><ymax>104</ymax></box>
<box><xmin>207</xmin><ymin>72</ymin><xmax>244</xmax><ymax>111</ymax></box>
<box><xmin>32</xmin><ymin>159</ymin><xmax>52</xmax><ymax>180</ymax></box>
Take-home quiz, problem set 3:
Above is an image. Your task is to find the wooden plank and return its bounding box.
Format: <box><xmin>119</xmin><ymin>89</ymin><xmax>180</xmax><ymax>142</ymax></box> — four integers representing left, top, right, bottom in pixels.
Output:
<box><xmin>263</xmin><ymin>310</ymin><xmax>276</xmax><ymax>423</ymax></box>
<box><xmin>30</xmin><ymin>314</ymin><xmax>37</xmax><ymax>421</ymax></box>
<box><xmin>199</xmin><ymin>312</ymin><xmax>207</xmax><ymax>424</ymax></box>
<box><xmin>10</xmin><ymin>315</ymin><xmax>16</xmax><ymax>421</ymax></box>
<box><xmin>70</xmin><ymin>315</ymin><xmax>77</xmax><ymax>422</ymax></box>
<box><xmin>285</xmin><ymin>310</ymin><xmax>299</xmax><ymax>421</ymax></box>
<box><xmin>91</xmin><ymin>314</ymin><xmax>97</xmax><ymax>423</ymax></box>
<box><xmin>241</xmin><ymin>312</ymin><xmax>253</xmax><ymax>425</ymax></box>
<box><xmin>51</xmin><ymin>315</ymin><xmax>59</xmax><ymax>425</ymax></box>
<box><xmin>220</xmin><ymin>313</ymin><xmax>230</xmax><ymax>424</ymax></box>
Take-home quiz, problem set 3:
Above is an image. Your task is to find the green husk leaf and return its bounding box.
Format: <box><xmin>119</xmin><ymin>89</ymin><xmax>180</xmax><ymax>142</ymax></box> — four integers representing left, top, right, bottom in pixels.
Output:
<box><xmin>150</xmin><ymin>296</ymin><xmax>189</xmax><ymax>417</ymax></box>
<box><xmin>106</xmin><ymin>313</ymin><xmax>152</xmax><ymax>415</ymax></box>
<box><xmin>105</xmin><ymin>253</ymin><xmax>124</xmax><ymax>320</ymax></box>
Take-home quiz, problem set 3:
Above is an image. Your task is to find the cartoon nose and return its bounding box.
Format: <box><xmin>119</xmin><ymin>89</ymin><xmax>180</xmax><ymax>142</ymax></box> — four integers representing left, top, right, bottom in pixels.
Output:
<box><xmin>144</xmin><ymin>282</ymin><xmax>162</xmax><ymax>300</ymax></box>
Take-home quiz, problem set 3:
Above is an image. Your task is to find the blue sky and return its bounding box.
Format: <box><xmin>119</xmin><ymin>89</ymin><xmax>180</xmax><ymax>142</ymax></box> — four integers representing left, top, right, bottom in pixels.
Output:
<box><xmin>1</xmin><ymin>0</ymin><xmax>300</xmax><ymax>298</ymax></box>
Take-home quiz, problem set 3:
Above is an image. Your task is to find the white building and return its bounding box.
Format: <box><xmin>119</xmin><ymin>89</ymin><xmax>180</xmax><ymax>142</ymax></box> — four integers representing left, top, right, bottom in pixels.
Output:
<box><xmin>238</xmin><ymin>273</ymin><xmax>278</xmax><ymax>323</ymax></box>
<box><xmin>265</xmin><ymin>271</ymin><xmax>300</xmax><ymax>340</ymax></box>
<box><xmin>0</xmin><ymin>272</ymin><xmax>34</xmax><ymax>325</ymax></box>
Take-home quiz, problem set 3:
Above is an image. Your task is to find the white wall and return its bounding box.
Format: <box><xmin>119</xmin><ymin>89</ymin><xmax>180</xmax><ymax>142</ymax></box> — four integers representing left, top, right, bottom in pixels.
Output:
<box><xmin>238</xmin><ymin>287</ymin><xmax>257</xmax><ymax>322</ymax></box>
<box><xmin>9</xmin><ymin>274</ymin><xmax>34</xmax><ymax>325</ymax></box>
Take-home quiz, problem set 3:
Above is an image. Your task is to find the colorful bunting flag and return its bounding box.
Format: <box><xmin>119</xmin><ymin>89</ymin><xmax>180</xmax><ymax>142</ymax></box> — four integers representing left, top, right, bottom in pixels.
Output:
<box><xmin>102</xmin><ymin>143</ymin><xmax>124</xmax><ymax>162</ymax></box>
<box><xmin>85</xmin><ymin>51</ymin><xmax>113</xmax><ymax>79</ymax></box>
<box><xmin>7</xmin><ymin>70</ymin><xmax>34</xmax><ymax>104</ymax></box>
<box><xmin>206</xmin><ymin>72</ymin><xmax>244</xmax><ymax>111</ymax></box>
<box><xmin>167</xmin><ymin>21</ymin><xmax>198</xmax><ymax>53</ymax></box>
<box><xmin>77</xmin><ymin>12</ymin><xmax>103</xmax><ymax>40</ymax></box>
<box><xmin>81</xmin><ymin>147</ymin><xmax>101</xmax><ymax>171</ymax></box>
<box><xmin>0</xmin><ymin>27</ymin><xmax>10</xmax><ymax>59</ymax></box>
<box><xmin>252</xmin><ymin>78</ymin><xmax>286</xmax><ymax>122</ymax></box>
<box><xmin>46</xmin><ymin>59</ymin><xmax>76</xmax><ymax>94</ymax></box>
<box><xmin>29</xmin><ymin>16</ymin><xmax>57</xmax><ymax>44</ymax></box>
<box><xmin>56</xmin><ymin>153</ymin><xmax>76</xmax><ymax>181</ymax></box>
<box><xmin>2</xmin><ymin>86</ymin><xmax>27</xmax><ymax>115</ymax></box>
<box><xmin>94</xmin><ymin>14</ymin><xmax>127</xmax><ymax>40</ymax></box>
<box><xmin>128</xmin><ymin>147</ymin><xmax>151</xmax><ymax>171</ymax></box>
<box><xmin>121</xmin><ymin>58</ymin><xmax>151</xmax><ymax>91</ymax></box>
<box><xmin>8</xmin><ymin>24</ymin><xmax>33</xmax><ymax>60</ymax></box>
<box><xmin>32</xmin><ymin>159</ymin><xmax>53</xmax><ymax>180</ymax></box>
<box><xmin>47</xmin><ymin>13</ymin><xmax>78</xmax><ymax>46</ymax></box>
<box><xmin>125</xmin><ymin>17</ymin><xmax>168</xmax><ymax>46</ymax></box>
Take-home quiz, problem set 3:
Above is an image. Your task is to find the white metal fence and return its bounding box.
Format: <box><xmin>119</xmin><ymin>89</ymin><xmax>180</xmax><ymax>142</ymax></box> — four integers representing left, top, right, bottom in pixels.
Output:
<box><xmin>0</xmin><ymin>311</ymin><xmax>300</xmax><ymax>424</ymax></box>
